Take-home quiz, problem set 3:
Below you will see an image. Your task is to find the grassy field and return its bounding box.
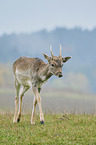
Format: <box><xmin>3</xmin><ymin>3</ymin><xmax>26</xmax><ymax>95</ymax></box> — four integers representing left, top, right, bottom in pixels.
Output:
<box><xmin>0</xmin><ymin>88</ymin><xmax>96</xmax><ymax>144</ymax></box>
<box><xmin>0</xmin><ymin>114</ymin><xmax>96</xmax><ymax>145</ymax></box>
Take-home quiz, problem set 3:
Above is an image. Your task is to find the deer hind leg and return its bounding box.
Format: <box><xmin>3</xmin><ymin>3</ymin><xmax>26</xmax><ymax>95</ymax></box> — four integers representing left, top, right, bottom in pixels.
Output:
<box><xmin>31</xmin><ymin>87</ymin><xmax>44</xmax><ymax>124</ymax></box>
<box><xmin>13</xmin><ymin>80</ymin><xmax>20</xmax><ymax>123</ymax></box>
<box><xmin>17</xmin><ymin>86</ymin><xmax>30</xmax><ymax>122</ymax></box>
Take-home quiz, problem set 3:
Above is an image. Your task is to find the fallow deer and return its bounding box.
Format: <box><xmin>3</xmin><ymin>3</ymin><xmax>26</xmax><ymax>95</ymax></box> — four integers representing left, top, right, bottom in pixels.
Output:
<box><xmin>13</xmin><ymin>45</ymin><xmax>71</xmax><ymax>124</ymax></box>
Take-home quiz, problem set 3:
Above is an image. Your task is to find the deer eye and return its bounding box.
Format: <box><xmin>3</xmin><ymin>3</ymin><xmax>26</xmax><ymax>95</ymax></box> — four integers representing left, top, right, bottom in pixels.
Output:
<box><xmin>51</xmin><ymin>63</ymin><xmax>55</xmax><ymax>67</ymax></box>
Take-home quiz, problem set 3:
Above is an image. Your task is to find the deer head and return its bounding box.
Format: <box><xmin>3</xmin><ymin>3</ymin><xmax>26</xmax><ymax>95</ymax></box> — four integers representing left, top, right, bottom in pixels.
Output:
<box><xmin>42</xmin><ymin>45</ymin><xmax>71</xmax><ymax>78</ymax></box>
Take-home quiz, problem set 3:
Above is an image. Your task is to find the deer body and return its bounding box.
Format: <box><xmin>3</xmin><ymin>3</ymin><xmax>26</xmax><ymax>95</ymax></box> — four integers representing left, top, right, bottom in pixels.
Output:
<box><xmin>13</xmin><ymin>45</ymin><xmax>71</xmax><ymax>124</ymax></box>
<box><xmin>14</xmin><ymin>57</ymin><xmax>52</xmax><ymax>89</ymax></box>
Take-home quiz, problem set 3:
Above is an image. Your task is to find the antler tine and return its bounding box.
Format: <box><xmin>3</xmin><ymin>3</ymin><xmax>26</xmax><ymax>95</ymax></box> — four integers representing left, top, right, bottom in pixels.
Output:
<box><xmin>50</xmin><ymin>45</ymin><xmax>54</xmax><ymax>58</ymax></box>
<box><xmin>59</xmin><ymin>44</ymin><xmax>62</xmax><ymax>57</ymax></box>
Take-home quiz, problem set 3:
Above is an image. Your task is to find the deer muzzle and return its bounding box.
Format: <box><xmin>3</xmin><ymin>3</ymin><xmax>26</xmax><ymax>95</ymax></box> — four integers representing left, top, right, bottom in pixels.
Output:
<box><xmin>56</xmin><ymin>72</ymin><xmax>63</xmax><ymax>78</ymax></box>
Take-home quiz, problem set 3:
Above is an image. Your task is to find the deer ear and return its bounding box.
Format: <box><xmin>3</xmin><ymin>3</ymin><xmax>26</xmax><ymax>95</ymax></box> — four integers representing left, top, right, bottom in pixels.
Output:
<box><xmin>42</xmin><ymin>53</ymin><xmax>50</xmax><ymax>62</ymax></box>
<box><xmin>62</xmin><ymin>57</ymin><xmax>71</xmax><ymax>63</ymax></box>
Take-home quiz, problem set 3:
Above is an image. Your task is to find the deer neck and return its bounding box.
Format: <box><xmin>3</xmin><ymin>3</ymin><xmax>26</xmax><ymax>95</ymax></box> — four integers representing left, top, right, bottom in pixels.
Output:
<box><xmin>40</xmin><ymin>63</ymin><xmax>53</xmax><ymax>81</ymax></box>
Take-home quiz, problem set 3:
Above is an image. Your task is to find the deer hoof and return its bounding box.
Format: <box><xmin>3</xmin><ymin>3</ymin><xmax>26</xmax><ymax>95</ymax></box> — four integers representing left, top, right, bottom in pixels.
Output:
<box><xmin>13</xmin><ymin>119</ymin><xmax>17</xmax><ymax>123</ymax></box>
<box><xmin>17</xmin><ymin>118</ymin><xmax>20</xmax><ymax>122</ymax></box>
<box><xmin>40</xmin><ymin>121</ymin><xmax>44</xmax><ymax>124</ymax></box>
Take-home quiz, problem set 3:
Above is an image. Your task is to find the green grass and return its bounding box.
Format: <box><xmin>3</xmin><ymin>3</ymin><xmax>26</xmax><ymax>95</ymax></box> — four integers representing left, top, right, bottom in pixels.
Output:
<box><xmin>0</xmin><ymin>114</ymin><xmax>96</xmax><ymax>145</ymax></box>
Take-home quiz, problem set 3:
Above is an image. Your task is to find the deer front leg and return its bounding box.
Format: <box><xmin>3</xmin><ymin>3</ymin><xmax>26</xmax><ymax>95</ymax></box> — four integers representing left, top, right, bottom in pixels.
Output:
<box><xmin>31</xmin><ymin>97</ymin><xmax>37</xmax><ymax>124</ymax></box>
<box><xmin>32</xmin><ymin>87</ymin><xmax>44</xmax><ymax>124</ymax></box>
<box><xmin>37</xmin><ymin>95</ymin><xmax>44</xmax><ymax>124</ymax></box>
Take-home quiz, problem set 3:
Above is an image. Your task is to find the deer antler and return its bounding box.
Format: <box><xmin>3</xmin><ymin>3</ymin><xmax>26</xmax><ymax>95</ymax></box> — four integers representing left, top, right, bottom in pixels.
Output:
<box><xmin>50</xmin><ymin>45</ymin><xmax>54</xmax><ymax>58</ymax></box>
<box><xmin>59</xmin><ymin>44</ymin><xmax>62</xmax><ymax>57</ymax></box>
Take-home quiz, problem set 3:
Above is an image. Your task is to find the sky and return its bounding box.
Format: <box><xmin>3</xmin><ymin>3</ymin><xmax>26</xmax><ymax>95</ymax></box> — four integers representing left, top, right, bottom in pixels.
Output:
<box><xmin>0</xmin><ymin>0</ymin><xmax>96</xmax><ymax>35</ymax></box>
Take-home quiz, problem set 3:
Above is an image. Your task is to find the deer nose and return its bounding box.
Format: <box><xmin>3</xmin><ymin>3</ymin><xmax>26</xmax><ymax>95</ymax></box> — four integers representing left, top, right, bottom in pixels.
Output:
<box><xmin>58</xmin><ymin>72</ymin><xmax>63</xmax><ymax>78</ymax></box>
